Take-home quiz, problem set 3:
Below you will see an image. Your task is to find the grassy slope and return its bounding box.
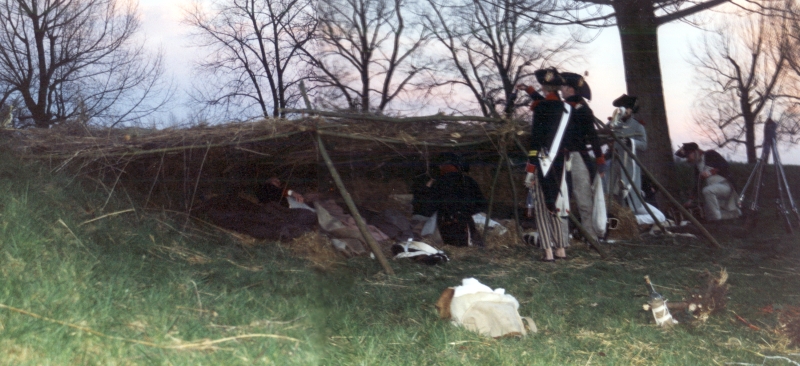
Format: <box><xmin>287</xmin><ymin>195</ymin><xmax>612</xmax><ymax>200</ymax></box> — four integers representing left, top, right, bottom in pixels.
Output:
<box><xmin>0</xmin><ymin>152</ymin><xmax>798</xmax><ymax>365</ymax></box>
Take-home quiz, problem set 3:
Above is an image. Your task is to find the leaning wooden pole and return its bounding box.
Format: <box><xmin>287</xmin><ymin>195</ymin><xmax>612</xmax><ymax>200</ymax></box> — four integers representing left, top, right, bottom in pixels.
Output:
<box><xmin>298</xmin><ymin>81</ymin><xmax>392</xmax><ymax>274</ymax></box>
<box><xmin>503</xmin><ymin>152</ymin><xmax>525</xmax><ymax>245</ymax></box>
<box><xmin>315</xmin><ymin>133</ymin><xmax>395</xmax><ymax>275</ymax></box>
<box><xmin>603</xmin><ymin>128</ymin><xmax>721</xmax><ymax>249</ymax></box>
<box><xmin>568</xmin><ymin>213</ymin><xmax>609</xmax><ymax>259</ymax></box>
<box><xmin>612</xmin><ymin>151</ymin><xmax>669</xmax><ymax>234</ymax></box>
<box><xmin>481</xmin><ymin>154</ymin><xmax>505</xmax><ymax>245</ymax></box>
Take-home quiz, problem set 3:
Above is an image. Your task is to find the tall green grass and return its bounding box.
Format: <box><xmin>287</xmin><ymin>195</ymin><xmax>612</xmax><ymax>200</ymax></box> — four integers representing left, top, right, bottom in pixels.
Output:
<box><xmin>0</xmin><ymin>150</ymin><xmax>798</xmax><ymax>365</ymax></box>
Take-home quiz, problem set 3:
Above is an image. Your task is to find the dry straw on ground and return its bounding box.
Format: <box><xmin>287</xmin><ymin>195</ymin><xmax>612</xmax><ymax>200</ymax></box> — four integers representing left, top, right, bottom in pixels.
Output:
<box><xmin>606</xmin><ymin>198</ymin><xmax>640</xmax><ymax>241</ymax></box>
<box><xmin>284</xmin><ymin>231</ymin><xmax>345</xmax><ymax>270</ymax></box>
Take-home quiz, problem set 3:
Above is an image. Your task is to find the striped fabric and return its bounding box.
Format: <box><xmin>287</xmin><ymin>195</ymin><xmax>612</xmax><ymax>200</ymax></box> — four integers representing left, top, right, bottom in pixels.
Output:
<box><xmin>530</xmin><ymin>175</ymin><xmax>568</xmax><ymax>249</ymax></box>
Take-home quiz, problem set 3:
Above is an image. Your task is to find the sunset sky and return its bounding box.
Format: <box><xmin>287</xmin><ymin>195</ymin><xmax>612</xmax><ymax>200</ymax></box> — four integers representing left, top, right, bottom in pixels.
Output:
<box><xmin>136</xmin><ymin>0</ymin><xmax>800</xmax><ymax>165</ymax></box>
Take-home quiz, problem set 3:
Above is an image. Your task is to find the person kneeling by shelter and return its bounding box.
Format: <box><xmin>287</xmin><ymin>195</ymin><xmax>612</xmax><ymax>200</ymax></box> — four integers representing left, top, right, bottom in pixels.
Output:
<box><xmin>419</xmin><ymin>153</ymin><xmax>487</xmax><ymax>247</ymax></box>
<box><xmin>675</xmin><ymin>142</ymin><xmax>741</xmax><ymax>221</ymax></box>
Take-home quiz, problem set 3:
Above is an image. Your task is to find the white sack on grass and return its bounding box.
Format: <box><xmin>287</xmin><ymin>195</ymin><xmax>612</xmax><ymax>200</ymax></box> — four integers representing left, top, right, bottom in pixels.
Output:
<box><xmin>592</xmin><ymin>176</ymin><xmax>607</xmax><ymax>237</ymax></box>
<box><xmin>453</xmin><ymin>278</ymin><xmax>502</xmax><ymax>298</ymax></box>
<box><xmin>393</xmin><ymin>240</ymin><xmax>446</xmax><ymax>259</ymax></box>
<box><xmin>448</xmin><ymin>278</ymin><xmax>535</xmax><ymax>338</ymax></box>
<box><xmin>634</xmin><ymin>203</ymin><xmax>667</xmax><ymax>225</ymax></box>
<box><xmin>420</xmin><ymin>212</ymin><xmax>438</xmax><ymax>237</ymax></box>
<box><xmin>472</xmin><ymin>213</ymin><xmax>508</xmax><ymax>235</ymax></box>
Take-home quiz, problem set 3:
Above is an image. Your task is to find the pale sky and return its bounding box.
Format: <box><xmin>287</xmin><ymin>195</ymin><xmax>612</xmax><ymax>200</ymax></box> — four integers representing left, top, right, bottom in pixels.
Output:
<box><xmin>137</xmin><ymin>0</ymin><xmax>800</xmax><ymax>165</ymax></box>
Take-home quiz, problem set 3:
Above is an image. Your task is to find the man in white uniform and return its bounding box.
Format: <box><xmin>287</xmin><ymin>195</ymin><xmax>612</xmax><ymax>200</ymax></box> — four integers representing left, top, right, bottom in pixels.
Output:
<box><xmin>675</xmin><ymin>143</ymin><xmax>741</xmax><ymax>221</ymax></box>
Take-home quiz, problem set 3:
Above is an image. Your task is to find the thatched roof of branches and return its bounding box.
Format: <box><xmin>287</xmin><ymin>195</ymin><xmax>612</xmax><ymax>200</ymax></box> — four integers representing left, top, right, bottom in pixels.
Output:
<box><xmin>13</xmin><ymin>111</ymin><xmax>525</xmax><ymax>164</ymax></box>
<box><xmin>7</xmin><ymin>111</ymin><xmax>528</xmax><ymax>212</ymax></box>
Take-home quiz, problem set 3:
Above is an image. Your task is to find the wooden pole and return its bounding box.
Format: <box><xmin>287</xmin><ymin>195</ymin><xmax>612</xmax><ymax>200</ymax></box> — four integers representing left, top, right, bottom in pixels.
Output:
<box><xmin>503</xmin><ymin>153</ymin><xmax>524</xmax><ymax>245</ymax></box>
<box><xmin>568</xmin><ymin>213</ymin><xmax>609</xmax><ymax>259</ymax></box>
<box><xmin>602</xmin><ymin>127</ymin><xmax>721</xmax><ymax>249</ymax></box>
<box><xmin>299</xmin><ymin>84</ymin><xmax>393</xmax><ymax>274</ymax></box>
<box><xmin>612</xmin><ymin>151</ymin><xmax>669</xmax><ymax>234</ymax></box>
<box><xmin>315</xmin><ymin>133</ymin><xmax>395</xmax><ymax>276</ymax></box>
<box><xmin>481</xmin><ymin>154</ymin><xmax>505</xmax><ymax>245</ymax></box>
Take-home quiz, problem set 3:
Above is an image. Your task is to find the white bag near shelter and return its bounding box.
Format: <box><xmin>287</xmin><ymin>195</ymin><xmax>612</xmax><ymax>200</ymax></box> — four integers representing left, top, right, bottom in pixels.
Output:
<box><xmin>592</xmin><ymin>175</ymin><xmax>607</xmax><ymax>237</ymax></box>
<box><xmin>472</xmin><ymin>213</ymin><xmax>508</xmax><ymax>236</ymax></box>
<box><xmin>448</xmin><ymin>278</ymin><xmax>536</xmax><ymax>338</ymax></box>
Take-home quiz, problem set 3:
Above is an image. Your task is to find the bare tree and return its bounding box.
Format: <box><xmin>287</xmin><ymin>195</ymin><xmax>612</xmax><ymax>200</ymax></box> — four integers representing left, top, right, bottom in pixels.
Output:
<box><xmin>421</xmin><ymin>0</ymin><xmax>570</xmax><ymax>118</ymax></box>
<box><xmin>303</xmin><ymin>0</ymin><xmax>430</xmax><ymax>113</ymax></box>
<box><xmin>781</xmin><ymin>0</ymin><xmax>800</xmax><ymax>143</ymax></box>
<box><xmin>691</xmin><ymin>11</ymin><xmax>800</xmax><ymax>163</ymax></box>
<box><xmin>185</xmin><ymin>0</ymin><xmax>316</xmax><ymax>120</ymax></box>
<box><xmin>0</xmin><ymin>0</ymin><xmax>169</xmax><ymax>128</ymax></box>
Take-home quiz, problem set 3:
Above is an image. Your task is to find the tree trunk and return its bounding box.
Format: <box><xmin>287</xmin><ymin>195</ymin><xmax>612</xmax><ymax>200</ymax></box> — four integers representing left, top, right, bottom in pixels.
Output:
<box><xmin>740</xmin><ymin>89</ymin><xmax>757</xmax><ymax>163</ymax></box>
<box><xmin>745</xmin><ymin>120</ymin><xmax>756</xmax><ymax>163</ymax></box>
<box><xmin>615</xmin><ymin>0</ymin><xmax>676</xmax><ymax>196</ymax></box>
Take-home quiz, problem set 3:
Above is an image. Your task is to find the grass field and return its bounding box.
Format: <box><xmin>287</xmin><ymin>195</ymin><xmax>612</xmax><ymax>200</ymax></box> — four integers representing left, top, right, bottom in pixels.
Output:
<box><xmin>0</xmin><ymin>150</ymin><xmax>799</xmax><ymax>365</ymax></box>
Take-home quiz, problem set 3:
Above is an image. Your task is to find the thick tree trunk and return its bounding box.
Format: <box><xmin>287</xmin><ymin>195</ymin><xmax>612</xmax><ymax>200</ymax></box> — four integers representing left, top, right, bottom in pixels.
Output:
<box><xmin>615</xmin><ymin>1</ymin><xmax>676</xmax><ymax>196</ymax></box>
<box><xmin>740</xmin><ymin>90</ymin><xmax>757</xmax><ymax>163</ymax></box>
<box><xmin>745</xmin><ymin>121</ymin><xmax>756</xmax><ymax>163</ymax></box>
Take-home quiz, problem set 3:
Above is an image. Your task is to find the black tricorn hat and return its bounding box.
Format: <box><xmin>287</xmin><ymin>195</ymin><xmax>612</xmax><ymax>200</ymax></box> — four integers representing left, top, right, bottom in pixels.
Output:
<box><xmin>675</xmin><ymin>142</ymin><xmax>700</xmax><ymax>158</ymax></box>
<box><xmin>561</xmin><ymin>72</ymin><xmax>591</xmax><ymax>100</ymax></box>
<box><xmin>534</xmin><ymin>68</ymin><xmax>563</xmax><ymax>86</ymax></box>
<box><xmin>612</xmin><ymin>94</ymin><xmax>638</xmax><ymax>109</ymax></box>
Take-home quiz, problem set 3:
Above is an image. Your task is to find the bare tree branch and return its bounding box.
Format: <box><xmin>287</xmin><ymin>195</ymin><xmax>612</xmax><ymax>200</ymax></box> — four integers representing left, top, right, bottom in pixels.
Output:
<box><xmin>0</xmin><ymin>0</ymin><xmax>169</xmax><ymax>128</ymax></box>
<box><xmin>421</xmin><ymin>0</ymin><xmax>573</xmax><ymax>118</ymax></box>
<box><xmin>185</xmin><ymin>0</ymin><xmax>316</xmax><ymax>120</ymax></box>
<box><xmin>301</xmin><ymin>0</ymin><xmax>430</xmax><ymax>113</ymax></box>
<box><xmin>690</xmin><ymin>7</ymin><xmax>799</xmax><ymax>162</ymax></box>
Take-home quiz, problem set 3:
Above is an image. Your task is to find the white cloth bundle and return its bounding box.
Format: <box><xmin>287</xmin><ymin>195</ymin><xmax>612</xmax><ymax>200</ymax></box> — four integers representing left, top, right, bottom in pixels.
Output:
<box><xmin>448</xmin><ymin>278</ymin><xmax>536</xmax><ymax>338</ymax></box>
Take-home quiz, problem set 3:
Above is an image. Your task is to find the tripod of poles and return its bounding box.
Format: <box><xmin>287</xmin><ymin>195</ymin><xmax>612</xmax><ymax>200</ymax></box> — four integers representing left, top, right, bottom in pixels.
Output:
<box><xmin>738</xmin><ymin>119</ymin><xmax>800</xmax><ymax>234</ymax></box>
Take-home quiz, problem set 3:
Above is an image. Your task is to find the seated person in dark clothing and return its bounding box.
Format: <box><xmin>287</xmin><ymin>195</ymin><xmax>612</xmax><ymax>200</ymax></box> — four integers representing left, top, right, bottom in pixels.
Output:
<box><xmin>411</xmin><ymin>173</ymin><xmax>438</xmax><ymax>218</ymax></box>
<box><xmin>256</xmin><ymin>177</ymin><xmax>306</xmax><ymax>206</ymax></box>
<box><xmin>418</xmin><ymin>153</ymin><xmax>487</xmax><ymax>247</ymax></box>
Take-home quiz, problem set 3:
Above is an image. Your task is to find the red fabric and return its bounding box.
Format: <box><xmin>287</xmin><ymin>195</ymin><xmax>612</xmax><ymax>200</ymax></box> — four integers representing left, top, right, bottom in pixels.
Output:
<box><xmin>595</xmin><ymin>156</ymin><xmax>606</xmax><ymax>166</ymax></box>
<box><xmin>531</xmin><ymin>91</ymin><xmax>560</xmax><ymax>110</ymax></box>
<box><xmin>439</xmin><ymin>164</ymin><xmax>459</xmax><ymax>174</ymax></box>
<box><xmin>525</xmin><ymin>162</ymin><xmax>537</xmax><ymax>174</ymax></box>
<box><xmin>525</xmin><ymin>86</ymin><xmax>536</xmax><ymax>95</ymax></box>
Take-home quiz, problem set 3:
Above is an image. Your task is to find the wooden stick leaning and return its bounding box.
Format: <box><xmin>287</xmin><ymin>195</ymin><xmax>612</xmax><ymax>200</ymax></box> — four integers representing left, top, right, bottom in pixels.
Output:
<box><xmin>503</xmin><ymin>151</ymin><xmax>525</xmax><ymax>245</ymax></box>
<box><xmin>481</xmin><ymin>154</ymin><xmax>505</xmax><ymax>245</ymax></box>
<box><xmin>567</xmin><ymin>213</ymin><xmax>608</xmax><ymax>259</ymax></box>
<box><xmin>611</xmin><ymin>150</ymin><xmax>669</xmax><ymax>234</ymax></box>
<box><xmin>315</xmin><ymin>133</ymin><xmax>395</xmax><ymax>276</ymax></box>
<box><xmin>296</xmin><ymin>81</ymin><xmax>394</xmax><ymax>275</ymax></box>
<box><xmin>598</xmin><ymin>122</ymin><xmax>721</xmax><ymax>249</ymax></box>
